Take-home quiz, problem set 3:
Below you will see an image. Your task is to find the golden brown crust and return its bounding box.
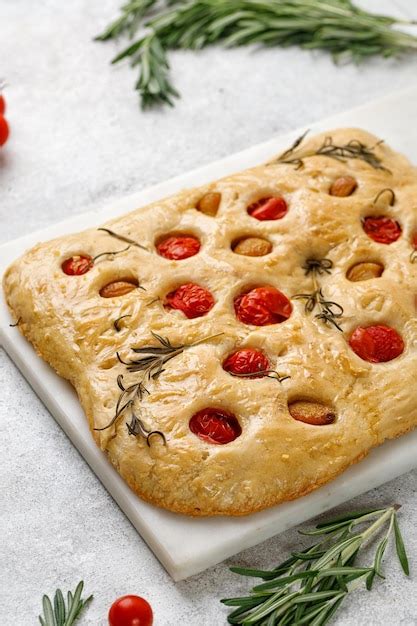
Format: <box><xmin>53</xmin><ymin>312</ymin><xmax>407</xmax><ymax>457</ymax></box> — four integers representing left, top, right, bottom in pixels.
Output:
<box><xmin>3</xmin><ymin>128</ymin><xmax>417</xmax><ymax>516</ymax></box>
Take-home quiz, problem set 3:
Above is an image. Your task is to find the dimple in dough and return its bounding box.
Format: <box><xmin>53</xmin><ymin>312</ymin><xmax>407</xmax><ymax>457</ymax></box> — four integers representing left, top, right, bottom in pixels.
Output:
<box><xmin>3</xmin><ymin>128</ymin><xmax>417</xmax><ymax>516</ymax></box>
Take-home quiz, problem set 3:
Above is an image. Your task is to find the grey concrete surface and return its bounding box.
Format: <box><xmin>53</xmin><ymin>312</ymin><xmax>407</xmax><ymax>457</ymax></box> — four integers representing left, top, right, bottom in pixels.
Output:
<box><xmin>1</xmin><ymin>0</ymin><xmax>416</xmax><ymax>623</ymax></box>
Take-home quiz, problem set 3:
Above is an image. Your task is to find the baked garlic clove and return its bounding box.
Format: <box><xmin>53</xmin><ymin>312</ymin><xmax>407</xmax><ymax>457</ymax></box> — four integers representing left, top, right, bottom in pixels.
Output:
<box><xmin>196</xmin><ymin>192</ymin><xmax>221</xmax><ymax>216</ymax></box>
<box><xmin>100</xmin><ymin>279</ymin><xmax>139</xmax><ymax>298</ymax></box>
<box><xmin>232</xmin><ymin>236</ymin><xmax>272</xmax><ymax>257</ymax></box>
<box><xmin>288</xmin><ymin>400</ymin><xmax>336</xmax><ymax>425</ymax></box>
<box><xmin>347</xmin><ymin>262</ymin><xmax>384</xmax><ymax>282</ymax></box>
<box><xmin>329</xmin><ymin>176</ymin><xmax>357</xmax><ymax>197</ymax></box>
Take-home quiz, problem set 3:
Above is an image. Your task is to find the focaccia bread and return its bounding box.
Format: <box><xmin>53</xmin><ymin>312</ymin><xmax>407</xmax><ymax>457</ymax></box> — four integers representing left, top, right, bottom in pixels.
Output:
<box><xmin>3</xmin><ymin>128</ymin><xmax>417</xmax><ymax>516</ymax></box>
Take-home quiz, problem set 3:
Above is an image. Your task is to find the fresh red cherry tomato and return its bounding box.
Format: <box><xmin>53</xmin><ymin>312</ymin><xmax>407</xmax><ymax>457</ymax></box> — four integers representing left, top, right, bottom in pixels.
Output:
<box><xmin>349</xmin><ymin>325</ymin><xmax>404</xmax><ymax>363</ymax></box>
<box><xmin>0</xmin><ymin>94</ymin><xmax>5</xmax><ymax>116</ymax></box>
<box><xmin>157</xmin><ymin>235</ymin><xmax>200</xmax><ymax>260</ymax></box>
<box><xmin>165</xmin><ymin>282</ymin><xmax>214</xmax><ymax>318</ymax></box>
<box><xmin>223</xmin><ymin>348</ymin><xmax>270</xmax><ymax>377</ymax></box>
<box><xmin>108</xmin><ymin>595</ymin><xmax>153</xmax><ymax>626</ymax></box>
<box><xmin>189</xmin><ymin>408</ymin><xmax>242</xmax><ymax>444</ymax></box>
<box><xmin>61</xmin><ymin>254</ymin><xmax>93</xmax><ymax>275</ymax></box>
<box><xmin>0</xmin><ymin>115</ymin><xmax>9</xmax><ymax>146</ymax></box>
<box><xmin>247</xmin><ymin>196</ymin><xmax>288</xmax><ymax>221</ymax></box>
<box><xmin>234</xmin><ymin>286</ymin><xmax>292</xmax><ymax>326</ymax></box>
<box><xmin>362</xmin><ymin>216</ymin><xmax>401</xmax><ymax>244</ymax></box>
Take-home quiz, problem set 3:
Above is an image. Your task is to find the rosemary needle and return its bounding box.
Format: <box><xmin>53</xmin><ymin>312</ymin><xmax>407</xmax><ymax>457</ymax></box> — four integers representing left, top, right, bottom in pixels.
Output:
<box><xmin>38</xmin><ymin>581</ymin><xmax>92</xmax><ymax>626</ymax></box>
<box><xmin>222</xmin><ymin>506</ymin><xmax>409</xmax><ymax>625</ymax></box>
<box><xmin>96</xmin><ymin>0</ymin><xmax>417</xmax><ymax>108</ymax></box>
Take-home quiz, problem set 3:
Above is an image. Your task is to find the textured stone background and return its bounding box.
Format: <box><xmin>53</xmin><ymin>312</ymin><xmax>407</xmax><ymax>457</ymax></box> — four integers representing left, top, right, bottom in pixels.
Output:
<box><xmin>1</xmin><ymin>1</ymin><xmax>417</xmax><ymax>624</ymax></box>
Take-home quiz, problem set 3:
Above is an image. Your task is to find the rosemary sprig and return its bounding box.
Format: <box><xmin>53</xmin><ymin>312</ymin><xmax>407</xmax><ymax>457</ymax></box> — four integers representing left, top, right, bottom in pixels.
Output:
<box><xmin>293</xmin><ymin>259</ymin><xmax>344</xmax><ymax>331</ymax></box>
<box><xmin>95</xmin><ymin>373</ymin><xmax>166</xmax><ymax>445</ymax></box>
<box><xmin>222</xmin><ymin>505</ymin><xmax>409</xmax><ymax>625</ymax></box>
<box><xmin>39</xmin><ymin>581</ymin><xmax>92</xmax><ymax>626</ymax></box>
<box><xmin>119</xmin><ymin>330</ymin><xmax>224</xmax><ymax>380</ymax></box>
<box><xmin>96</xmin><ymin>331</ymin><xmax>223</xmax><ymax>444</ymax></box>
<box><xmin>275</xmin><ymin>131</ymin><xmax>388</xmax><ymax>171</ymax></box>
<box><xmin>96</xmin><ymin>0</ymin><xmax>417</xmax><ymax>108</ymax></box>
<box><xmin>98</xmin><ymin>227</ymin><xmax>148</xmax><ymax>250</ymax></box>
<box><xmin>95</xmin><ymin>373</ymin><xmax>148</xmax><ymax>429</ymax></box>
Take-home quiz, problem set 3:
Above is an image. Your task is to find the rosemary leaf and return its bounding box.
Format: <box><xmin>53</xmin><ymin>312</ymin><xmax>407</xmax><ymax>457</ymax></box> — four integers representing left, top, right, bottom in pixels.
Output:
<box><xmin>315</xmin><ymin>507</ymin><xmax>384</xmax><ymax>529</ymax></box>
<box><xmin>95</xmin><ymin>0</ymin><xmax>158</xmax><ymax>40</ymax></box>
<box><xmin>54</xmin><ymin>589</ymin><xmax>66</xmax><ymax>624</ymax></box>
<box><xmin>97</xmin><ymin>0</ymin><xmax>417</xmax><ymax>108</ymax></box>
<box><xmin>253</xmin><ymin>570</ymin><xmax>319</xmax><ymax>592</ymax></box>
<box><xmin>97</xmin><ymin>227</ymin><xmax>148</xmax><ymax>250</ymax></box>
<box><xmin>114</xmin><ymin>314</ymin><xmax>132</xmax><ymax>332</ymax></box>
<box><xmin>38</xmin><ymin>581</ymin><xmax>92</xmax><ymax>626</ymax></box>
<box><xmin>41</xmin><ymin>596</ymin><xmax>55</xmax><ymax>626</ymax></box>
<box><xmin>373</xmin><ymin>536</ymin><xmax>389</xmax><ymax>579</ymax></box>
<box><xmin>229</xmin><ymin>566</ymin><xmax>283</xmax><ymax>579</ymax></box>
<box><xmin>222</xmin><ymin>506</ymin><xmax>409</xmax><ymax>625</ymax></box>
<box><xmin>299</xmin><ymin>520</ymin><xmax>352</xmax><ymax>536</ymax></box>
<box><xmin>291</xmin><ymin>550</ymin><xmax>327</xmax><ymax>561</ymax></box>
<box><xmin>393</xmin><ymin>514</ymin><xmax>410</xmax><ymax>575</ymax></box>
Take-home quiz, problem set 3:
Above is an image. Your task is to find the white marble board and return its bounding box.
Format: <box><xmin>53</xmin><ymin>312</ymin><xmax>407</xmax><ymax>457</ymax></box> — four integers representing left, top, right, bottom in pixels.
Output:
<box><xmin>1</xmin><ymin>86</ymin><xmax>417</xmax><ymax>581</ymax></box>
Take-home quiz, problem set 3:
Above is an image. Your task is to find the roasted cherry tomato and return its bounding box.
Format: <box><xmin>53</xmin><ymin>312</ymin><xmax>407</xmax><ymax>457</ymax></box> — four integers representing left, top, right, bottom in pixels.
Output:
<box><xmin>108</xmin><ymin>595</ymin><xmax>153</xmax><ymax>626</ymax></box>
<box><xmin>234</xmin><ymin>286</ymin><xmax>292</xmax><ymax>326</ymax></box>
<box><xmin>0</xmin><ymin>93</ymin><xmax>5</xmax><ymax>116</ymax></box>
<box><xmin>165</xmin><ymin>282</ymin><xmax>214</xmax><ymax>318</ymax></box>
<box><xmin>362</xmin><ymin>216</ymin><xmax>401</xmax><ymax>244</ymax></box>
<box><xmin>349</xmin><ymin>325</ymin><xmax>404</xmax><ymax>363</ymax></box>
<box><xmin>0</xmin><ymin>115</ymin><xmax>9</xmax><ymax>146</ymax></box>
<box><xmin>223</xmin><ymin>348</ymin><xmax>270</xmax><ymax>377</ymax></box>
<box><xmin>412</xmin><ymin>233</ymin><xmax>417</xmax><ymax>250</ymax></box>
<box><xmin>247</xmin><ymin>196</ymin><xmax>288</xmax><ymax>221</ymax></box>
<box><xmin>61</xmin><ymin>254</ymin><xmax>93</xmax><ymax>275</ymax></box>
<box><xmin>189</xmin><ymin>408</ymin><xmax>241</xmax><ymax>444</ymax></box>
<box><xmin>157</xmin><ymin>235</ymin><xmax>200</xmax><ymax>260</ymax></box>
